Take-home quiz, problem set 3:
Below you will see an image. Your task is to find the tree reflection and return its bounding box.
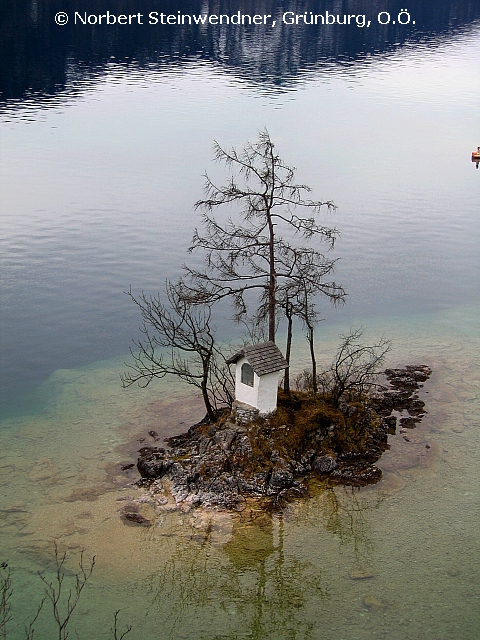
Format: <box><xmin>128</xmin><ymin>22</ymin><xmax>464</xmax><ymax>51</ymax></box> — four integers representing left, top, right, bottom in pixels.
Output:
<box><xmin>2</xmin><ymin>0</ymin><xmax>480</xmax><ymax>103</ymax></box>
<box><xmin>142</xmin><ymin>508</ymin><xmax>327</xmax><ymax>639</ymax></box>
<box><xmin>303</xmin><ymin>483</ymin><xmax>383</xmax><ymax>569</ymax></box>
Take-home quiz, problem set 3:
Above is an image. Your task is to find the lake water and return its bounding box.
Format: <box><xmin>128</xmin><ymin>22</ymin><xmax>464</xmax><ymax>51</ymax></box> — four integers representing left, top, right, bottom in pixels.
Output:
<box><xmin>1</xmin><ymin>2</ymin><xmax>479</xmax><ymax>638</ymax></box>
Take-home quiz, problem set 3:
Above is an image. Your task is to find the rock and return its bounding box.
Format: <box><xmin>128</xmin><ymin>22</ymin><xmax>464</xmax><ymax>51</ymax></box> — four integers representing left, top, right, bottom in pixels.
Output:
<box><xmin>214</xmin><ymin>428</ymin><xmax>237</xmax><ymax>451</ymax></box>
<box><xmin>331</xmin><ymin>464</ymin><xmax>382</xmax><ymax>486</ymax></box>
<box><xmin>232</xmin><ymin>434</ymin><xmax>253</xmax><ymax>458</ymax></box>
<box><xmin>29</xmin><ymin>458</ymin><xmax>58</xmax><ymax>483</ymax></box>
<box><xmin>170</xmin><ymin>462</ymin><xmax>187</xmax><ymax>480</ymax></box>
<box><xmin>208</xmin><ymin>424</ymin><xmax>216</xmax><ymax>437</ymax></box>
<box><xmin>237</xmin><ymin>477</ymin><xmax>265</xmax><ymax>496</ymax></box>
<box><xmin>231</xmin><ymin>401</ymin><xmax>259</xmax><ymax>425</ymax></box>
<box><xmin>171</xmin><ymin>482</ymin><xmax>189</xmax><ymax>504</ymax></box>
<box><xmin>137</xmin><ymin>454</ymin><xmax>172</xmax><ymax>480</ymax></box>
<box><xmin>312</xmin><ymin>455</ymin><xmax>337</xmax><ymax>475</ymax></box>
<box><xmin>138</xmin><ymin>446</ymin><xmax>165</xmax><ymax>457</ymax></box>
<box><xmin>351</xmin><ymin>570</ymin><xmax>374</xmax><ymax>580</ymax></box>
<box><xmin>400</xmin><ymin>417</ymin><xmax>419</xmax><ymax>429</ymax></box>
<box><xmin>65</xmin><ymin>486</ymin><xmax>105</xmax><ymax>502</ymax></box>
<box><xmin>363</xmin><ymin>596</ymin><xmax>385</xmax><ymax>610</ymax></box>
<box><xmin>383</xmin><ymin>415</ymin><xmax>397</xmax><ymax>433</ymax></box>
<box><xmin>268</xmin><ymin>469</ymin><xmax>293</xmax><ymax>493</ymax></box>
<box><xmin>120</xmin><ymin>503</ymin><xmax>152</xmax><ymax>527</ymax></box>
<box><xmin>198</xmin><ymin>437</ymin><xmax>210</xmax><ymax>454</ymax></box>
<box><xmin>121</xmin><ymin>511</ymin><xmax>151</xmax><ymax>526</ymax></box>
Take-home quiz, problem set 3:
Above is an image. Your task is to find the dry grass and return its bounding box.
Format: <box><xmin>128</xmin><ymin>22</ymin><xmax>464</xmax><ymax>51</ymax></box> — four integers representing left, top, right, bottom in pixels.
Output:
<box><xmin>241</xmin><ymin>389</ymin><xmax>381</xmax><ymax>474</ymax></box>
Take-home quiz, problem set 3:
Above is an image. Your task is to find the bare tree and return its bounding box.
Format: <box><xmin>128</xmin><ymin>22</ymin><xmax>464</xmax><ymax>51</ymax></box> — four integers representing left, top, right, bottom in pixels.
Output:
<box><xmin>295</xmin><ymin>284</ymin><xmax>321</xmax><ymax>395</ymax></box>
<box><xmin>183</xmin><ymin>130</ymin><xmax>344</xmax><ymax>343</ymax></box>
<box><xmin>39</xmin><ymin>543</ymin><xmax>95</xmax><ymax>640</ymax></box>
<box><xmin>122</xmin><ymin>282</ymin><xmax>234</xmax><ymax>422</ymax></box>
<box><xmin>2</xmin><ymin>553</ymin><xmax>132</xmax><ymax>640</ymax></box>
<box><xmin>280</xmin><ymin>271</ymin><xmax>327</xmax><ymax>394</ymax></box>
<box><xmin>318</xmin><ymin>329</ymin><xmax>391</xmax><ymax>406</ymax></box>
<box><xmin>283</xmin><ymin>296</ymin><xmax>294</xmax><ymax>394</ymax></box>
<box><xmin>23</xmin><ymin>597</ymin><xmax>45</xmax><ymax>640</ymax></box>
<box><xmin>111</xmin><ymin>611</ymin><xmax>132</xmax><ymax>640</ymax></box>
<box><xmin>0</xmin><ymin>563</ymin><xmax>43</xmax><ymax>640</ymax></box>
<box><xmin>1</xmin><ymin>563</ymin><xmax>12</xmax><ymax>640</ymax></box>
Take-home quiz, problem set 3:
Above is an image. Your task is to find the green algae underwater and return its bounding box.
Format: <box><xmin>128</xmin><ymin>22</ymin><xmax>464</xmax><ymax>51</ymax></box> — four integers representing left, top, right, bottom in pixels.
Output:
<box><xmin>1</xmin><ymin>307</ymin><xmax>479</xmax><ymax>639</ymax></box>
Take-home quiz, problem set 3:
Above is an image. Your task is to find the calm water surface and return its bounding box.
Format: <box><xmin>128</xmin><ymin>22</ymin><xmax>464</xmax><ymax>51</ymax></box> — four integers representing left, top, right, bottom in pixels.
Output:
<box><xmin>0</xmin><ymin>3</ymin><xmax>479</xmax><ymax>638</ymax></box>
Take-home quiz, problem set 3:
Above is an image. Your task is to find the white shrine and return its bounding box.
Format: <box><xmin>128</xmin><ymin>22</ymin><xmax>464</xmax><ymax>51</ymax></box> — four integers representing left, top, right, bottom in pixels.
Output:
<box><xmin>227</xmin><ymin>341</ymin><xmax>288</xmax><ymax>415</ymax></box>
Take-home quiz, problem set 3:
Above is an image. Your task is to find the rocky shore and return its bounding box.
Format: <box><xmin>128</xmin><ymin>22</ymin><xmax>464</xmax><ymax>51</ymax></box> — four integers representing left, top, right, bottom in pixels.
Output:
<box><xmin>128</xmin><ymin>365</ymin><xmax>431</xmax><ymax>516</ymax></box>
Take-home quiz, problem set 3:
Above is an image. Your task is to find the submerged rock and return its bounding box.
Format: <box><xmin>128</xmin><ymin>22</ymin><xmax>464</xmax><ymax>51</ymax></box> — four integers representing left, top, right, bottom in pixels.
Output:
<box><xmin>120</xmin><ymin>503</ymin><xmax>152</xmax><ymax>526</ymax></box>
<box><xmin>331</xmin><ymin>464</ymin><xmax>382</xmax><ymax>487</ymax></box>
<box><xmin>363</xmin><ymin>595</ymin><xmax>385</xmax><ymax>610</ymax></box>
<box><xmin>350</xmin><ymin>570</ymin><xmax>374</xmax><ymax>580</ymax></box>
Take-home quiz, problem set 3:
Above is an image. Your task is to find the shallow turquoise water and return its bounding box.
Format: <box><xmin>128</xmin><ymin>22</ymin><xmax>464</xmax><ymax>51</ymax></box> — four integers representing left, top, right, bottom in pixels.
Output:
<box><xmin>1</xmin><ymin>306</ymin><xmax>479</xmax><ymax>638</ymax></box>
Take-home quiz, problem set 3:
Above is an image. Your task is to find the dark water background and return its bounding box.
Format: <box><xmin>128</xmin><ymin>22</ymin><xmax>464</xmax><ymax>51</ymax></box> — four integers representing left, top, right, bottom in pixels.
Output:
<box><xmin>2</xmin><ymin>0</ymin><xmax>480</xmax><ymax>101</ymax></box>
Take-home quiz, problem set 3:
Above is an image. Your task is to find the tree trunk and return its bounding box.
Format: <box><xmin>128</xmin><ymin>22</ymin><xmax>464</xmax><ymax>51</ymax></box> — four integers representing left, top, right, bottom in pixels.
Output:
<box><xmin>201</xmin><ymin>381</ymin><xmax>215</xmax><ymax>422</ymax></box>
<box><xmin>307</xmin><ymin>323</ymin><xmax>317</xmax><ymax>394</ymax></box>
<box><xmin>201</xmin><ymin>356</ymin><xmax>216</xmax><ymax>421</ymax></box>
<box><xmin>266</xmin><ymin>207</ymin><xmax>276</xmax><ymax>343</ymax></box>
<box><xmin>284</xmin><ymin>300</ymin><xmax>292</xmax><ymax>394</ymax></box>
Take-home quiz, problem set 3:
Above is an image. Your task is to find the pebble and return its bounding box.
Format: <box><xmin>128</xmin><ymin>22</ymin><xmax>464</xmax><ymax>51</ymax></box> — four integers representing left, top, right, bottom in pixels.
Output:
<box><xmin>350</xmin><ymin>570</ymin><xmax>374</xmax><ymax>580</ymax></box>
<box><xmin>363</xmin><ymin>596</ymin><xmax>385</xmax><ymax>610</ymax></box>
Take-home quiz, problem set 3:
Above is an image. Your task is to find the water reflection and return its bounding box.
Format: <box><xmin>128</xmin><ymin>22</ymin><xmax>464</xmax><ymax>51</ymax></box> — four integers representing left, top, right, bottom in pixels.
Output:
<box><xmin>143</xmin><ymin>507</ymin><xmax>328</xmax><ymax>639</ymax></box>
<box><xmin>320</xmin><ymin>486</ymin><xmax>379</xmax><ymax>567</ymax></box>
<box><xmin>1</xmin><ymin>0</ymin><xmax>479</xmax><ymax>105</ymax></box>
<box><xmin>137</xmin><ymin>486</ymin><xmax>384</xmax><ymax>638</ymax></box>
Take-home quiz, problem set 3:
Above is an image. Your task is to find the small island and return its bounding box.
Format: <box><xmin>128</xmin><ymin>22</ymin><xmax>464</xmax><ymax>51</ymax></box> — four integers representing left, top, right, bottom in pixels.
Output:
<box><xmin>124</xmin><ymin>363</ymin><xmax>431</xmax><ymax>519</ymax></box>
<box><xmin>121</xmin><ymin>132</ymin><xmax>432</xmax><ymax>520</ymax></box>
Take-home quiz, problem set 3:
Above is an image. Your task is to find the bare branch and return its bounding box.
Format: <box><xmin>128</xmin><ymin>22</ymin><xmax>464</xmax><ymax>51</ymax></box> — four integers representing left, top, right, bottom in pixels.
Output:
<box><xmin>111</xmin><ymin>611</ymin><xmax>132</xmax><ymax>640</ymax></box>
<box><xmin>38</xmin><ymin>543</ymin><xmax>95</xmax><ymax>640</ymax></box>
<box><xmin>1</xmin><ymin>562</ymin><xmax>13</xmax><ymax>640</ymax></box>
<box><xmin>319</xmin><ymin>330</ymin><xmax>392</xmax><ymax>406</ymax></box>
<box><xmin>190</xmin><ymin>129</ymin><xmax>345</xmax><ymax>342</ymax></box>
<box><xmin>122</xmin><ymin>281</ymin><xmax>234</xmax><ymax>421</ymax></box>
